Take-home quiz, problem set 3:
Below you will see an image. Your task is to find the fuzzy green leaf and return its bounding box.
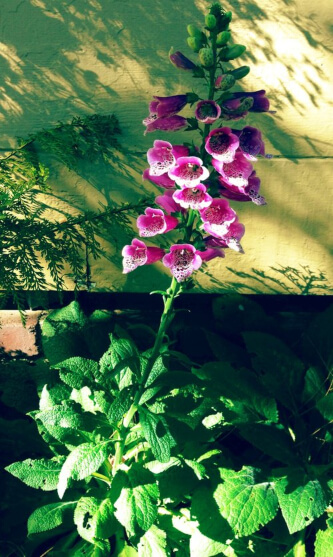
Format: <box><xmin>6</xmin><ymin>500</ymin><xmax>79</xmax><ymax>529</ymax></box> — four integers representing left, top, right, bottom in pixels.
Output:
<box><xmin>74</xmin><ymin>496</ymin><xmax>116</xmax><ymax>542</ymax></box>
<box><xmin>58</xmin><ymin>441</ymin><xmax>111</xmax><ymax>498</ymax></box>
<box><xmin>315</xmin><ymin>526</ymin><xmax>333</xmax><ymax>556</ymax></box>
<box><xmin>274</xmin><ymin>469</ymin><xmax>331</xmax><ymax>534</ymax></box>
<box><xmin>138</xmin><ymin>525</ymin><xmax>169</xmax><ymax>557</ymax></box>
<box><xmin>5</xmin><ymin>457</ymin><xmax>65</xmax><ymax>491</ymax></box>
<box><xmin>143</xmin><ymin>354</ymin><xmax>168</xmax><ymax>387</ymax></box>
<box><xmin>243</xmin><ymin>332</ymin><xmax>304</xmax><ymax>409</ymax></box>
<box><xmin>195</xmin><ymin>362</ymin><xmax>278</xmax><ymax>423</ymax></box>
<box><xmin>108</xmin><ymin>387</ymin><xmax>134</xmax><ymax>423</ymax></box>
<box><xmin>238</xmin><ymin>424</ymin><xmax>299</xmax><ymax>465</ymax></box>
<box><xmin>214</xmin><ymin>467</ymin><xmax>278</xmax><ymax>536</ymax></box>
<box><xmin>27</xmin><ymin>501</ymin><xmax>77</xmax><ymax>534</ymax></box>
<box><xmin>39</xmin><ymin>383</ymin><xmax>71</xmax><ymax>411</ymax></box>
<box><xmin>317</xmin><ymin>392</ymin><xmax>333</xmax><ymax>420</ymax></box>
<box><xmin>112</xmin><ymin>464</ymin><xmax>159</xmax><ymax>536</ymax></box>
<box><xmin>52</xmin><ymin>357</ymin><xmax>98</xmax><ymax>389</ymax></box>
<box><xmin>191</xmin><ymin>485</ymin><xmax>233</xmax><ymax>547</ymax></box>
<box><xmin>99</xmin><ymin>337</ymin><xmax>140</xmax><ymax>390</ymax></box>
<box><xmin>139</xmin><ymin>408</ymin><xmax>176</xmax><ymax>463</ymax></box>
<box><xmin>190</xmin><ymin>529</ymin><xmax>228</xmax><ymax>557</ymax></box>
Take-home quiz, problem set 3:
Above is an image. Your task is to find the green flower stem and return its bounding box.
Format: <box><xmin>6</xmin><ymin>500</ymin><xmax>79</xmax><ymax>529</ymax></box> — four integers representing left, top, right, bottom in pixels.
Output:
<box><xmin>201</xmin><ymin>32</ymin><xmax>218</xmax><ymax>160</ymax></box>
<box><xmin>112</xmin><ymin>276</ymin><xmax>180</xmax><ymax>474</ymax></box>
<box><xmin>112</xmin><ymin>30</ymin><xmax>218</xmax><ymax>476</ymax></box>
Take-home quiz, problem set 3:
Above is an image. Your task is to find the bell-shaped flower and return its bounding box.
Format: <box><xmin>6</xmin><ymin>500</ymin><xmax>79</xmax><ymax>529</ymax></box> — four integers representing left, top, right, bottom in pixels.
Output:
<box><xmin>143</xmin><ymin>168</ymin><xmax>175</xmax><ymax>189</ymax></box>
<box><xmin>122</xmin><ymin>239</ymin><xmax>165</xmax><ymax>274</ymax></box>
<box><xmin>195</xmin><ymin>100</ymin><xmax>221</xmax><ymax>124</ymax></box>
<box><xmin>169</xmin><ymin>50</ymin><xmax>197</xmax><ymax>70</ymax></box>
<box><xmin>155</xmin><ymin>190</ymin><xmax>181</xmax><ymax>213</ymax></box>
<box><xmin>163</xmin><ymin>244</ymin><xmax>202</xmax><ymax>282</ymax></box>
<box><xmin>150</xmin><ymin>95</ymin><xmax>188</xmax><ymax>118</ymax></box>
<box><xmin>137</xmin><ymin>207</ymin><xmax>178</xmax><ymax>238</ymax></box>
<box><xmin>196</xmin><ymin>248</ymin><xmax>225</xmax><ymax>262</ymax></box>
<box><xmin>232</xmin><ymin>126</ymin><xmax>265</xmax><ymax>161</ymax></box>
<box><xmin>230</xmin><ymin>90</ymin><xmax>271</xmax><ymax>112</ymax></box>
<box><xmin>144</xmin><ymin>115</ymin><xmax>188</xmax><ymax>135</ymax></box>
<box><xmin>147</xmin><ymin>140</ymin><xmax>176</xmax><ymax>176</ymax></box>
<box><xmin>199</xmin><ymin>198</ymin><xmax>237</xmax><ymax>238</ymax></box>
<box><xmin>220</xmin><ymin>97</ymin><xmax>254</xmax><ymax>120</ymax></box>
<box><xmin>205</xmin><ymin>127</ymin><xmax>240</xmax><ymax>162</ymax></box>
<box><xmin>168</xmin><ymin>156</ymin><xmax>209</xmax><ymax>188</ymax></box>
<box><xmin>205</xmin><ymin>220</ymin><xmax>245</xmax><ymax>253</ymax></box>
<box><xmin>173</xmin><ymin>184</ymin><xmax>212</xmax><ymax>210</ymax></box>
<box><xmin>212</xmin><ymin>151</ymin><xmax>253</xmax><ymax>190</ymax></box>
<box><xmin>218</xmin><ymin>171</ymin><xmax>267</xmax><ymax>205</ymax></box>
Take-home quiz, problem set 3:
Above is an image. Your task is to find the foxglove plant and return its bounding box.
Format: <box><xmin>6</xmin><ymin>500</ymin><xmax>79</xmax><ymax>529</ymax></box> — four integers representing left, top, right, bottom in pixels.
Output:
<box><xmin>122</xmin><ymin>1</ymin><xmax>272</xmax><ymax>392</ymax></box>
<box><xmin>9</xmin><ymin>5</ymin><xmax>310</xmax><ymax>557</ymax></box>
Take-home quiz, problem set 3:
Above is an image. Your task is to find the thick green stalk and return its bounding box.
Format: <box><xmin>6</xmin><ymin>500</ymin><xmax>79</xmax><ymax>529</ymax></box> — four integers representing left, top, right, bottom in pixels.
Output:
<box><xmin>112</xmin><ymin>28</ymin><xmax>219</xmax><ymax>475</ymax></box>
<box><xmin>112</xmin><ymin>276</ymin><xmax>180</xmax><ymax>473</ymax></box>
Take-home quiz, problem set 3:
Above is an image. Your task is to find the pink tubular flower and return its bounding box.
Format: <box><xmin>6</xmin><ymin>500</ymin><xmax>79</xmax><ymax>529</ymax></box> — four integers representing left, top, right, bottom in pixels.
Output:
<box><xmin>169</xmin><ymin>50</ymin><xmax>197</xmax><ymax>70</ymax></box>
<box><xmin>195</xmin><ymin>100</ymin><xmax>221</xmax><ymax>124</ymax></box>
<box><xmin>199</xmin><ymin>198</ymin><xmax>237</xmax><ymax>238</ymax></box>
<box><xmin>147</xmin><ymin>140</ymin><xmax>176</xmax><ymax>176</ymax></box>
<box><xmin>144</xmin><ymin>115</ymin><xmax>188</xmax><ymax>135</ymax></box>
<box><xmin>219</xmin><ymin>171</ymin><xmax>267</xmax><ymax>205</ymax></box>
<box><xmin>155</xmin><ymin>190</ymin><xmax>180</xmax><ymax>213</ymax></box>
<box><xmin>232</xmin><ymin>126</ymin><xmax>265</xmax><ymax>161</ymax></box>
<box><xmin>122</xmin><ymin>239</ymin><xmax>165</xmax><ymax>274</ymax></box>
<box><xmin>173</xmin><ymin>184</ymin><xmax>212</xmax><ymax>210</ymax></box>
<box><xmin>205</xmin><ymin>219</ymin><xmax>245</xmax><ymax>253</ymax></box>
<box><xmin>212</xmin><ymin>151</ymin><xmax>253</xmax><ymax>190</ymax></box>
<box><xmin>168</xmin><ymin>156</ymin><xmax>209</xmax><ymax>188</ymax></box>
<box><xmin>163</xmin><ymin>244</ymin><xmax>202</xmax><ymax>282</ymax></box>
<box><xmin>196</xmin><ymin>248</ymin><xmax>225</xmax><ymax>262</ymax></box>
<box><xmin>150</xmin><ymin>95</ymin><xmax>188</xmax><ymax>118</ymax></box>
<box><xmin>137</xmin><ymin>207</ymin><xmax>178</xmax><ymax>237</ymax></box>
<box><xmin>143</xmin><ymin>168</ymin><xmax>175</xmax><ymax>189</ymax></box>
<box><xmin>205</xmin><ymin>127</ymin><xmax>239</xmax><ymax>163</ymax></box>
<box><xmin>230</xmin><ymin>90</ymin><xmax>271</xmax><ymax>112</ymax></box>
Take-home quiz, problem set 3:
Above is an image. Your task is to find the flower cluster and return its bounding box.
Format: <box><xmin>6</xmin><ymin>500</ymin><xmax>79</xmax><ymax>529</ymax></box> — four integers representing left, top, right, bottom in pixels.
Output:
<box><xmin>122</xmin><ymin>2</ymin><xmax>273</xmax><ymax>283</ymax></box>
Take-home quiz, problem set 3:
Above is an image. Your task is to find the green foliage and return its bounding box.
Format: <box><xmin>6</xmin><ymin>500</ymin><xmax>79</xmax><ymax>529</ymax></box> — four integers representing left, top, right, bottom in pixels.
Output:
<box><xmin>0</xmin><ymin>114</ymin><xmax>151</xmax><ymax>303</ymax></box>
<box><xmin>5</xmin><ymin>297</ymin><xmax>333</xmax><ymax>555</ymax></box>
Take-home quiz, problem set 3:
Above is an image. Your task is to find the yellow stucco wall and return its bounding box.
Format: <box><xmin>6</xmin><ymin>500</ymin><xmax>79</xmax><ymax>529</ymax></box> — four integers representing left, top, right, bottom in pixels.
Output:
<box><xmin>1</xmin><ymin>0</ymin><xmax>332</xmax><ymax>293</ymax></box>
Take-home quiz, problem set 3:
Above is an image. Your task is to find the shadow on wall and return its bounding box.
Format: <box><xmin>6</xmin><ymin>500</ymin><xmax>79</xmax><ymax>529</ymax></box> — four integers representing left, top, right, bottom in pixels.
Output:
<box><xmin>0</xmin><ymin>0</ymin><xmax>332</xmax><ymax>291</ymax></box>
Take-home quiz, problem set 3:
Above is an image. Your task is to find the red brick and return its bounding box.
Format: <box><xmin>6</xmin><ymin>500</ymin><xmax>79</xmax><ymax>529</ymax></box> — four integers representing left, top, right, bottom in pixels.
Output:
<box><xmin>0</xmin><ymin>311</ymin><xmax>43</xmax><ymax>357</ymax></box>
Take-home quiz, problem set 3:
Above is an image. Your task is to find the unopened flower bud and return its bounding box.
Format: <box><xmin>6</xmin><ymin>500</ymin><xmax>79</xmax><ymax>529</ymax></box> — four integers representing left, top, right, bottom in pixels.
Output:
<box><xmin>220</xmin><ymin>44</ymin><xmax>246</xmax><ymax>61</ymax></box>
<box><xmin>230</xmin><ymin>66</ymin><xmax>250</xmax><ymax>80</ymax></box>
<box><xmin>205</xmin><ymin>14</ymin><xmax>217</xmax><ymax>30</ymax></box>
<box><xmin>199</xmin><ymin>47</ymin><xmax>214</xmax><ymax>67</ymax></box>
<box><xmin>215</xmin><ymin>74</ymin><xmax>235</xmax><ymax>90</ymax></box>
<box><xmin>187</xmin><ymin>36</ymin><xmax>203</xmax><ymax>53</ymax></box>
<box><xmin>216</xmin><ymin>31</ymin><xmax>231</xmax><ymax>47</ymax></box>
<box><xmin>187</xmin><ymin>24</ymin><xmax>203</xmax><ymax>38</ymax></box>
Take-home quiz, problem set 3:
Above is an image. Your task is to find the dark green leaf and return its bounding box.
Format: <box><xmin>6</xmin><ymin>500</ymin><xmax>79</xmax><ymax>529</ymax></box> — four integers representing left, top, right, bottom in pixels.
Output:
<box><xmin>196</xmin><ymin>362</ymin><xmax>278</xmax><ymax>423</ymax></box>
<box><xmin>274</xmin><ymin>468</ymin><xmax>331</xmax><ymax>534</ymax></box>
<box><xmin>302</xmin><ymin>366</ymin><xmax>326</xmax><ymax>404</ymax></box>
<box><xmin>108</xmin><ymin>387</ymin><xmax>134</xmax><ymax>423</ymax></box>
<box><xmin>243</xmin><ymin>332</ymin><xmax>304</xmax><ymax>409</ymax></box>
<box><xmin>27</xmin><ymin>501</ymin><xmax>76</xmax><ymax>534</ymax></box>
<box><xmin>238</xmin><ymin>424</ymin><xmax>299</xmax><ymax>465</ymax></box>
<box><xmin>139</xmin><ymin>408</ymin><xmax>176</xmax><ymax>463</ymax></box>
<box><xmin>74</xmin><ymin>496</ymin><xmax>116</xmax><ymax>542</ymax></box>
<box><xmin>58</xmin><ymin>440</ymin><xmax>111</xmax><ymax>498</ymax></box>
<box><xmin>317</xmin><ymin>393</ymin><xmax>333</xmax><ymax>420</ymax></box>
<box><xmin>315</xmin><ymin>526</ymin><xmax>333</xmax><ymax>556</ymax></box>
<box><xmin>138</xmin><ymin>525</ymin><xmax>169</xmax><ymax>557</ymax></box>
<box><xmin>111</xmin><ymin>464</ymin><xmax>159</xmax><ymax>536</ymax></box>
<box><xmin>5</xmin><ymin>457</ymin><xmax>65</xmax><ymax>491</ymax></box>
<box><xmin>214</xmin><ymin>467</ymin><xmax>278</xmax><ymax>536</ymax></box>
<box><xmin>52</xmin><ymin>357</ymin><xmax>98</xmax><ymax>389</ymax></box>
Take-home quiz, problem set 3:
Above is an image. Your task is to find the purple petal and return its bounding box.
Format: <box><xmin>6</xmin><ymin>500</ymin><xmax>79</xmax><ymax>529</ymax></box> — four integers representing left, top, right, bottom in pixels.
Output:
<box><xmin>144</xmin><ymin>116</ymin><xmax>188</xmax><ymax>134</ymax></box>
